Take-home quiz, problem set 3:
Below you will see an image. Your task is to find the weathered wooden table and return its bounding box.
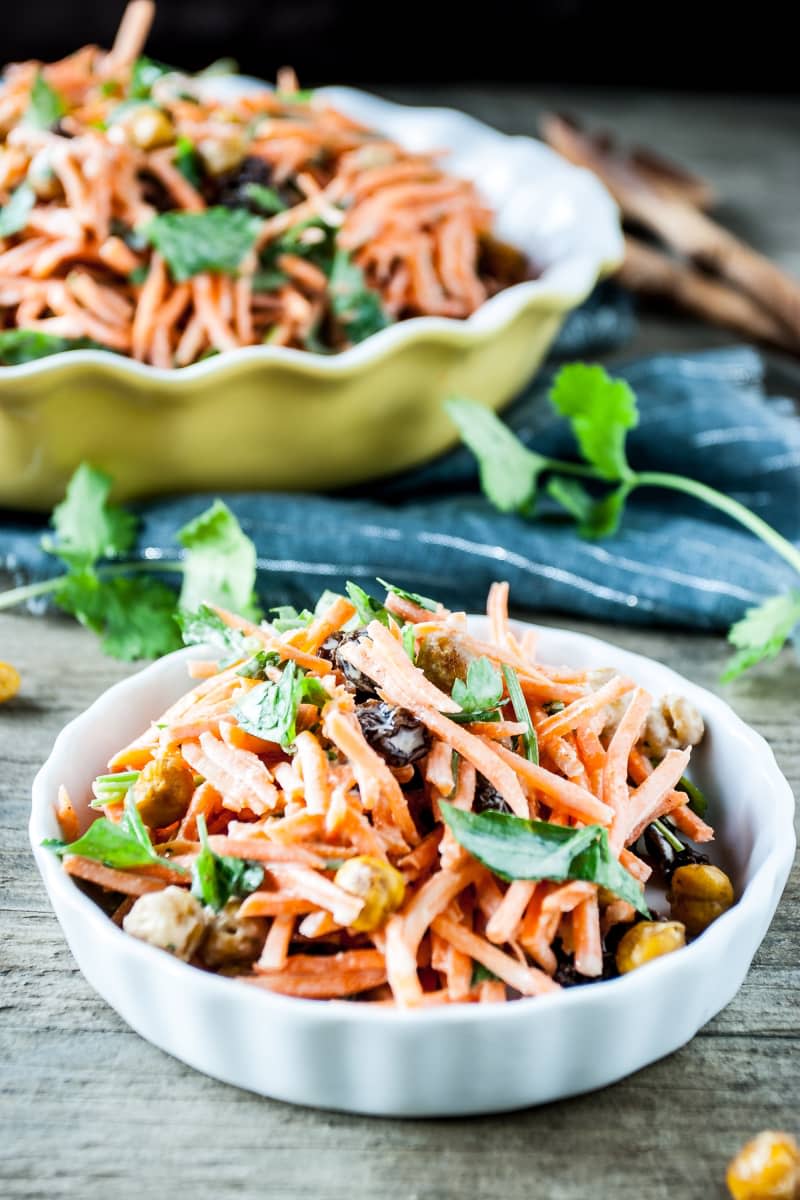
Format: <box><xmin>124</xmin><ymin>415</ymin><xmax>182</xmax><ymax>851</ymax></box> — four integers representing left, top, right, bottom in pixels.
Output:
<box><xmin>1</xmin><ymin>90</ymin><xmax>798</xmax><ymax>1200</ymax></box>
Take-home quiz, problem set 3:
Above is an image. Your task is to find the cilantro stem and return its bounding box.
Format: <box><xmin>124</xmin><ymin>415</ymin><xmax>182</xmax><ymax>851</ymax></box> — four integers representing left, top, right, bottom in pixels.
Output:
<box><xmin>651</xmin><ymin>817</ymin><xmax>684</xmax><ymax>853</ymax></box>
<box><xmin>0</xmin><ymin>559</ymin><xmax>185</xmax><ymax>612</ymax></box>
<box><xmin>634</xmin><ymin>472</ymin><xmax>800</xmax><ymax>577</ymax></box>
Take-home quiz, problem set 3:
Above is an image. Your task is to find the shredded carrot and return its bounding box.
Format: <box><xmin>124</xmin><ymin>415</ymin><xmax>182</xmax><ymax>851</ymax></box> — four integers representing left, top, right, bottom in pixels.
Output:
<box><xmin>51</xmin><ymin>574</ymin><xmax>722</xmax><ymax>1007</ymax></box>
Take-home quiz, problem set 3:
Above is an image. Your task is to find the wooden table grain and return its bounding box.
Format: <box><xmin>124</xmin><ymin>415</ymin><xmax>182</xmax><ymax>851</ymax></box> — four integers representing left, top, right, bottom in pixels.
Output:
<box><xmin>1</xmin><ymin>89</ymin><xmax>798</xmax><ymax>1200</ymax></box>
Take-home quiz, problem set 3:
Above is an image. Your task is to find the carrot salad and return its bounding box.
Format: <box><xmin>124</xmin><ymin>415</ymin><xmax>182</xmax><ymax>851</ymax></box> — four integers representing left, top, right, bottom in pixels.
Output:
<box><xmin>47</xmin><ymin>579</ymin><xmax>728</xmax><ymax>1006</ymax></box>
<box><xmin>0</xmin><ymin>1</ymin><xmax>529</xmax><ymax>367</ymax></box>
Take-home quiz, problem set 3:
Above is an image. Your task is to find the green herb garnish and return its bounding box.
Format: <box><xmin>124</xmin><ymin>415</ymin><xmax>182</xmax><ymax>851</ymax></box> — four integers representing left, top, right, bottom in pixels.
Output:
<box><xmin>440</xmin><ymin>802</ymin><xmax>649</xmax><ymax>915</ymax></box>
<box><xmin>173</xmin><ymin>135</ymin><xmax>202</xmax><ymax>188</ymax></box>
<box><xmin>191</xmin><ymin>814</ymin><xmax>264</xmax><ymax>911</ymax></box>
<box><xmin>177</xmin><ymin>499</ymin><xmax>260</xmax><ymax>619</ymax></box>
<box><xmin>328</xmin><ymin>249</ymin><xmax>391</xmax><ymax>345</ymax></box>
<box><xmin>451</xmin><ymin>656</ymin><xmax>503</xmax><ymax>715</ymax></box>
<box><xmin>44</xmin><ymin>793</ymin><xmax>184</xmax><ymax>872</ymax></box>
<box><xmin>25</xmin><ymin>72</ymin><xmax>65</xmax><ymax>129</ymax></box>
<box><xmin>0</xmin><ymin>329</ymin><xmax>101</xmax><ymax>365</ymax></box>
<box><xmin>233</xmin><ymin>660</ymin><xmax>328</xmax><ymax>748</ymax></box>
<box><xmin>130</xmin><ymin>56</ymin><xmax>173</xmax><ymax>99</ymax></box>
<box><xmin>142</xmin><ymin>208</ymin><xmax>262</xmax><ymax>281</ymax></box>
<box><xmin>176</xmin><ymin>603</ymin><xmax>259</xmax><ymax>662</ymax></box>
<box><xmin>376</xmin><ymin>578</ymin><xmax>439</xmax><ymax>612</ymax></box>
<box><xmin>501</xmin><ymin>664</ymin><xmax>538</xmax><ymax>764</ymax></box>
<box><xmin>0</xmin><ymin>464</ymin><xmax>260</xmax><ymax>662</ymax></box>
<box><xmin>244</xmin><ymin>183</ymin><xmax>286</xmax><ymax>215</ymax></box>
<box><xmin>345</xmin><ymin>581</ymin><xmax>391</xmax><ymax>627</ymax></box>
<box><xmin>0</xmin><ymin>183</ymin><xmax>35</xmax><ymax>237</ymax></box>
<box><xmin>447</xmin><ymin>364</ymin><xmax>800</xmax><ymax>679</ymax></box>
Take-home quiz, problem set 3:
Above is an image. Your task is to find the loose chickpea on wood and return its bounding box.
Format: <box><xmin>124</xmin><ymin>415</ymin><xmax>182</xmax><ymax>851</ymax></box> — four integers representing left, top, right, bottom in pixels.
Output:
<box><xmin>727</xmin><ymin>1131</ymin><xmax>800</xmax><ymax>1200</ymax></box>
<box><xmin>0</xmin><ymin>661</ymin><xmax>21</xmax><ymax>703</ymax></box>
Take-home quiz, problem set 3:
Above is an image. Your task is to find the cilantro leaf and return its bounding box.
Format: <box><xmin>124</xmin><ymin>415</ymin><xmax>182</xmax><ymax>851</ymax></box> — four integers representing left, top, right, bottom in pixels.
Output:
<box><xmin>233</xmin><ymin>660</ymin><xmax>328</xmax><ymax>747</ymax></box>
<box><xmin>549</xmin><ymin>363</ymin><xmax>638</xmax><ymax>482</ymax></box>
<box><xmin>328</xmin><ymin>249</ymin><xmax>391</xmax><ymax>345</ymax></box>
<box><xmin>191</xmin><ymin>815</ymin><xmax>264</xmax><ymax>911</ymax></box>
<box><xmin>0</xmin><ymin>183</ymin><xmax>35</xmax><ymax>237</ymax></box>
<box><xmin>471</xmin><ymin>962</ymin><xmax>500</xmax><ymax>986</ymax></box>
<box><xmin>55</xmin><ymin>570</ymin><xmax>181</xmax><ymax>660</ymax></box>
<box><xmin>44</xmin><ymin>793</ymin><xmax>183</xmax><ymax>871</ymax></box>
<box><xmin>177</xmin><ymin>500</ymin><xmax>260</xmax><ymax>619</ymax></box>
<box><xmin>24</xmin><ymin>72</ymin><xmax>66</xmax><ymax>130</ymax></box>
<box><xmin>722</xmin><ymin>590</ymin><xmax>800</xmax><ymax>682</ymax></box>
<box><xmin>445</xmin><ymin>397</ymin><xmax>547</xmax><ymax>513</ymax></box>
<box><xmin>42</xmin><ymin>463</ymin><xmax>137</xmax><ymax>568</ymax></box>
<box><xmin>270</xmin><ymin>605</ymin><xmax>313</xmax><ymax>633</ymax></box>
<box><xmin>345</xmin><ymin>581</ymin><xmax>391</xmax><ymax>627</ymax></box>
<box><xmin>173</xmin><ymin>136</ymin><xmax>202</xmax><ymax>188</ymax></box>
<box><xmin>452</xmin><ymin>656</ymin><xmax>503</xmax><ymax>714</ymax></box>
<box><xmin>176</xmin><ymin>604</ymin><xmax>259</xmax><ymax>661</ymax></box>
<box><xmin>141</xmin><ymin>208</ymin><xmax>262</xmax><ymax>282</ymax></box>
<box><xmin>376</xmin><ymin>578</ymin><xmax>439</xmax><ymax>612</ymax></box>
<box><xmin>440</xmin><ymin>803</ymin><xmax>649</xmax><ymax>915</ymax></box>
<box><xmin>402</xmin><ymin>623</ymin><xmax>416</xmax><ymax>662</ymax></box>
<box><xmin>546</xmin><ymin>476</ymin><xmax>632</xmax><ymax>539</ymax></box>
<box><xmin>130</xmin><ymin>56</ymin><xmax>173</xmax><ymax>100</ymax></box>
<box><xmin>244</xmin><ymin>183</ymin><xmax>286</xmax><ymax>215</ymax></box>
<box><xmin>0</xmin><ymin>329</ymin><xmax>101</xmax><ymax>365</ymax></box>
<box><xmin>236</xmin><ymin>649</ymin><xmax>280</xmax><ymax>679</ymax></box>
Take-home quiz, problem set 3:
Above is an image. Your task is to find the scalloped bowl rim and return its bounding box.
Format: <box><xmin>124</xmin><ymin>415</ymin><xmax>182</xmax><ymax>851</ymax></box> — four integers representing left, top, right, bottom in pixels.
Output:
<box><xmin>30</xmin><ymin>618</ymin><xmax>795</xmax><ymax>1035</ymax></box>
<box><xmin>1</xmin><ymin>85</ymin><xmax>622</xmax><ymax>385</ymax></box>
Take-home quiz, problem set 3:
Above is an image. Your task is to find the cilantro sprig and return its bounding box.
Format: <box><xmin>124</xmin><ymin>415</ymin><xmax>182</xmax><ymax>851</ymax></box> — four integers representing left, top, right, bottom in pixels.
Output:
<box><xmin>191</xmin><ymin>815</ymin><xmax>264</xmax><ymax>911</ymax></box>
<box><xmin>234</xmin><ymin>659</ymin><xmax>329</xmax><ymax>747</ymax></box>
<box><xmin>0</xmin><ymin>463</ymin><xmax>261</xmax><ymax>661</ymax></box>
<box><xmin>44</xmin><ymin>792</ymin><xmax>185</xmax><ymax>872</ymax></box>
<box><xmin>447</xmin><ymin>365</ymin><xmax>800</xmax><ymax>680</ymax></box>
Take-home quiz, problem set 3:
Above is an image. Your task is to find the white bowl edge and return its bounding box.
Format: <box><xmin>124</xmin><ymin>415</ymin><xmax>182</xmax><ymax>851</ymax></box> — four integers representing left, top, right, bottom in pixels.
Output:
<box><xmin>29</xmin><ymin>619</ymin><xmax>795</xmax><ymax>1115</ymax></box>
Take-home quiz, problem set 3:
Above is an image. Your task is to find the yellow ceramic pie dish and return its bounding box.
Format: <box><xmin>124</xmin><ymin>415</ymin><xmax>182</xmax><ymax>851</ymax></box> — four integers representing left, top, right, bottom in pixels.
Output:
<box><xmin>0</xmin><ymin>86</ymin><xmax>622</xmax><ymax>511</ymax></box>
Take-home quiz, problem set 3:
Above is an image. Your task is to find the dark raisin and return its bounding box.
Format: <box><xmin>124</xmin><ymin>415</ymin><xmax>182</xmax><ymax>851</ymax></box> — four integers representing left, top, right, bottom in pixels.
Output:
<box><xmin>318</xmin><ymin>630</ymin><xmax>378</xmax><ymax>697</ymax></box>
<box><xmin>552</xmin><ymin>939</ymin><xmax>618</xmax><ymax>988</ymax></box>
<box><xmin>643</xmin><ymin>824</ymin><xmax>710</xmax><ymax>882</ymax></box>
<box><xmin>474</xmin><ymin>774</ymin><xmax>513</xmax><ymax>815</ymax></box>
<box><xmin>355</xmin><ymin>701</ymin><xmax>431</xmax><ymax>767</ymax></box>
<box><xmin>210</xmin><ymin>156</ymin><xmax>301</xmax><ymax>211</ymax></box>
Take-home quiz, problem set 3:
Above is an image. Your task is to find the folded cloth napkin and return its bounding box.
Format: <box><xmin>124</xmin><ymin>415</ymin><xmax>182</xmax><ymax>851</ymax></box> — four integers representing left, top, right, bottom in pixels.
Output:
<box><xmin>2</xmin><ymin>331</ymin><xmax>798</xmax><ymax>635</ymax></box>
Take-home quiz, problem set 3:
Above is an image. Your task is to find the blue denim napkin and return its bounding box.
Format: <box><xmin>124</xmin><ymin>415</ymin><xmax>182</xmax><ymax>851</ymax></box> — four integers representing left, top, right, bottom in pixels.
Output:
<box><xmin>2</xmin><ymin>293</ymin><xmax>798</xmax><ymax>633</ymax></box>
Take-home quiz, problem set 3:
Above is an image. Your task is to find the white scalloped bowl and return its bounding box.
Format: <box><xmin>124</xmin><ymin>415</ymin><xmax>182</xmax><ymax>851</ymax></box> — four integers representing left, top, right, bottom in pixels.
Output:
<box><xmin>0</xmin><ymin>85</ymin><xmax>622</xmax><ymax>511</ymax></box>
<box><xmin>29</xmin><ymin>618</ymin><xmax>794</xmax><ymax>1115</ymax></box>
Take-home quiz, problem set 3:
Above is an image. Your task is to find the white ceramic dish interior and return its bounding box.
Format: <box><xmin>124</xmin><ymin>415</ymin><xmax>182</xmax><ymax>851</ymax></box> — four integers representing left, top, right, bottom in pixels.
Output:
<box><xmin>30</xmin><ymin>618</ymin><xmax>795</xmax><ymax>1116</ymax></box>
<box><xmin>3</xmin><ymin>83</ymin><xmax>622</xmax><ymax>383</ymax></box>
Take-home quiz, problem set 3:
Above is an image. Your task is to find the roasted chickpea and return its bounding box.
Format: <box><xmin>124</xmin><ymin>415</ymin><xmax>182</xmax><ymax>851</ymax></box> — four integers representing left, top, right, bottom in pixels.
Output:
<box><xmin>123</xmin><ymin>886</ymin><xmax>207</xmax><ymax>960</ymax></box>
<box><xmin>0</xmin><ymin>661</ymin><xmax>21</xmax><ymax>703</ymax></box>
<box><xmin>416</xmin><ymin>631</ymin><xmax>473</xmax><ymax>695</ymax></box>
<box><xmin>615</xmin><ymin>920</ymin><xmax>686</xmax><ymax>974</ymax></box>
<box><xmin>726</xmin><ymin>1131</ymin><xmax>800</xmax><ymax>1200</ymax></box>
<box><xmin>197</xmin><ymin>132</ymin><xmax>247</xmax><ymax>176</ymax></box>
<box><xmin>132</xmin><ymin>752</ymin><xmax>195</xmax><ymax>828</ymax></box>
<box><xmin>203</xmin><ymin>899</ymin><xmax>266</xmax><ymax>968</ymax></box>
<box><xmin>642</xmin><ymin>693</ymin><xmax>705</xmax><ymax>757</ymax></box>
<box><xmin>127</xmin><ymin>106</ymin><xmax>175</xmax><ymax>150</ymax></box>
<box><xmin>334</xmin><ymin>856</ymin><xmax>406</xmax><ymax>932</ymax></box>
<box><xmin>669</xmin><ymin>863</ymin><xmax>734</xmax><ymax>936</ymax></box>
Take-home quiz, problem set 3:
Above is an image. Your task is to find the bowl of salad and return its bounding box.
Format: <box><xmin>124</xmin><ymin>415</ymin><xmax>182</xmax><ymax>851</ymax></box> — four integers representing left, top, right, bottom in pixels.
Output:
<box><xmin>29</xmin><ymin>579</ymin><xmax>795</xmax><ymax>1114</ymax></box>
<box><xmin>0</xmin><ymin>2</ymin><xmax>621</xmax><ymax>510</ymax></box>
